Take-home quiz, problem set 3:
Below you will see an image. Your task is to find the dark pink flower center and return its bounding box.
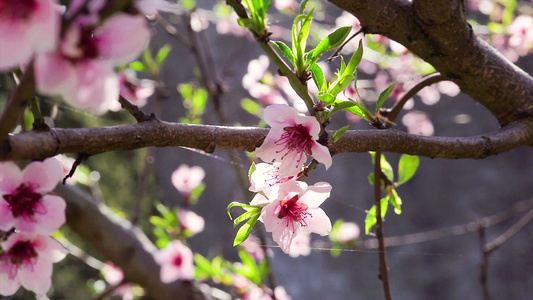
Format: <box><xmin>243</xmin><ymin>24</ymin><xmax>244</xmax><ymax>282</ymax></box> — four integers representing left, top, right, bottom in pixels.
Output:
<box><xmin>3</xmin><ymin>183</ymin><xmax>44</xmax><ymax>218</ymax></box>
<box><xmin>275</xmin><ymin>124</ymin><xmax>314</xmax><ymax>163</ymax></box>
<box><xmin>0</xmin><ymin>0</ymin><xmax>37</xmax><ymax>20</ymax></box>
<box><xmin>6</xmin><ymin>240</ymin><xmax>38</xmax><ymax>268</ymax></box>
<box><xmin>172</xmin><ymin>254</ymin><xmax>183</xmax><ymax>267</ymax></box>
<box><xmin>276</xmin><ymin>195</ymin><xmax>310</xmax><ymax>229</ymax></box>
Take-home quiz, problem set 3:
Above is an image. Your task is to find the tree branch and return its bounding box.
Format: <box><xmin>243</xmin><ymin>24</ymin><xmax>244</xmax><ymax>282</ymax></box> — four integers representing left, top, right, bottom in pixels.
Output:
<box><xmin>328</xmin><ymin>0</ymin><xmax>533</xmax><ymax>126</ymax></box>
<box><xmin>2</xmin><ymin>119</ymin><xmax>532</xmax><ymax>161</ymax></box>
<box><xmin>55</xmin><ymin>184</ymin><xmax>209</xmax><ymax>300</ymax></box>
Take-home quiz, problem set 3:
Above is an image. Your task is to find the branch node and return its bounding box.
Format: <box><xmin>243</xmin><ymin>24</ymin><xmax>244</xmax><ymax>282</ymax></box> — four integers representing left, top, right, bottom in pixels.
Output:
<box><xmin>119</xmin><ymin>98</ymin><xmax>158</xmax><ymax>123</ymax></box>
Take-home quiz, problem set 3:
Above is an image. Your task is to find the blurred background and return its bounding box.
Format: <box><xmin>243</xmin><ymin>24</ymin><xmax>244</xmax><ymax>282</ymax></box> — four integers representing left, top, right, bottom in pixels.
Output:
<box><xmin>1</xmin><ymin>0</ymin><xmax>532</xmax><ymax>299</ymax></box>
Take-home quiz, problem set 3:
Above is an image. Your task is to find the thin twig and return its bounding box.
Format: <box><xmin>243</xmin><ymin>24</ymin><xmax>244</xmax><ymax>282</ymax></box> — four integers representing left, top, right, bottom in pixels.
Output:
<box><xmin>373</xmin><ymin>151</ymin><xmax>392</xmax><ymax>300</ymax></box>
<box><xmin>327</xmin><ymin>28</ymin><xmax>364</xmax><ymax>61</ymax></box>
<box><xmin>478</xmin><ymin>225</ymin><xmax>490</xmax><ymax>300</ymax></box>
<box><xmin>484</xmin><ymin>207</ymin><xmax>533</xmax><ymax>254</ymax></box>
<box><xmin>0</xmin><ymin>63</ymin><xmax>35</xmax><ymax>143</ymax></box>
<box><xmin>385</xmin><ymin>73</ymin><xmax>446</xmax><ymax>124</ymax></box>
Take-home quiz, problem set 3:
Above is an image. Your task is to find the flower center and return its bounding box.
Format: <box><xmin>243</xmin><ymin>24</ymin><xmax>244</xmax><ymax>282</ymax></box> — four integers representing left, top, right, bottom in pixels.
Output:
<box><xmin>6</xmin><ymin>240</ymin><xmax>38</xmax><ymax>271</ymax></box>
<box><xmin>62</xmin><ymin>25</ymin><xmax>100</xmax><ymax>62</ymax></box>
<box><xmin>276</xmin><ymin>195</ymin><xmax>310</xmax><ymax>229</ymax></box>
<box><xmin>275</xmin><ymin>124</ymin><xmax>314</xmax><ymax>163</ymax></box>
<box><xmin>3</xmin><ymin>183</ymin><xmax>44</xmax><ymax>218</ymax></box>
<box><xmin>172</xmin><ymin>254</ymin><xmax>183</xmax><ymax>267</ymax></box>
<box><xmin>0</xmin><ymin>0</ymin><xmax>37</xmax><ymax>20</ymax></box>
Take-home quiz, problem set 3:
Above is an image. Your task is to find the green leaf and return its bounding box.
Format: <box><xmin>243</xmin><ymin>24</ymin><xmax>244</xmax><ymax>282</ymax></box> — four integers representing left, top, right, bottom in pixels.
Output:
<box><xmin>331</xmin><ymin>125</ymin><xmax>350</xmax><ymax>143</ymax></box>
<box><xmin>248</xmin><ymin>161</ymin><xmax>257</xmax><ymax>182</ymax></box>
<box><xmin>241</xmin><ymin>98</ymin><xmax>262</xmax><ymax>116</ymax></box>
<box><xmin>310</xmin><ymin>63</ymin><xmax>326</xmax><ymax>91</ymax></box>
<box><xmin>189</xmin><ymin>183</ymin><xmax>205</xmax><ymax>205</ymax></box>
<box><xmin>194</xmin><ymin>253</ymin><xmax>213</xmax><ymax>279</ymax></box>
<box><xmin>388</xmin><ymin>189</ymin><xmax>402</xmax><ymax>214</ymax></box>
<box><xmin>375</xmin><ymin>84</ymin><xmax>394</xmax><ymax>114</ymax></box>
<box><xmin>227</xmin><ymin>202</ymin><xmax>263</xmax><ymax>219</ymax></box>
<box><xmin>192</xmin><ymin>88</ymin><xmax>208</xmax><ymax>112</ymax></box>
<box><xmin>233</xmin><ymin>214</ymin><xmax>260</xmax><ymax>246</ymax></box>
<box><xmin>272</xmin><ymin>41</ymin><xmax>295</xmax><ymax>66</ymax></box>
<box><xmin>369</xmin><ymin>152</ymin><xmax>394</xmax><ymax>183</ymax></box>
<box><xmin>329</xmin><ymin>73</ymin><xmax>354</xmax><ymax>97</ymax></box>
<box><xmin>227</xmin><ymin>0</ymin><xmax>248</xmax><ymax>19</ymax></box>
<box><xmin>307</xmin><ymin>27</ymin><xmax>351</xmax><ymax>65</ymax></box>
<box><xmin>397</xmin><ymin>154</ymin><xmax>420</xmax><ymax>185</ymax></box>
<box><xmin>238</xmin><ymin>247</ymin><xmax>261</xmax><ymax>284</ymax></box>
<box><xmin>343</xmin><ymin>39</ymin><xmax>364</xmax><ymax>77</ymax></box>
<box><xmin>129</xmin><ymin>61</ymin><xmax>146</xmax><ymax>72</ymax></box>
<box><xmin>317</xmin><ymin>91</ymin><xmax>336</xmax><ymax>103</ymax></box>
<box><xmin>368</xmin><ymin>173</ymin><xmax>374</xmax><ymax>185</ymax></box>
<box><xmin>155</xmin><ymin>204</ymin><xmax>177</xmax><ymax>225</ymax></box>
<box><xmin>233</xmin><ymin>208</ymin><xmax>261</xmax><ymax>226</ymax></box>
<box><xmin>340</xmin><ymin>101</ymin><xmax>372</xmax><ymax>121</ymax></box>
<box><xmin>156</xmin><ymin>44</ymin><xmax>172</xmax><ymax>66</ymax></box>
<box><xmin>364</xmin><ymin>198</ymin><xmax>389</xmax><ymax>234</ymax></box>
<box><xmin>149</xmin><ymin>216</ymin><xmax>169</xmax><ymax>228</ymax></box>
<box><xmin>331</xmin><ymin>100</ymin><xmax>356</xmax><ymax>114</ymax></box>
<box><xmin>299</xmin><ymin>0</ymin><xmax>309</xmax><ymax>14</ymax></box>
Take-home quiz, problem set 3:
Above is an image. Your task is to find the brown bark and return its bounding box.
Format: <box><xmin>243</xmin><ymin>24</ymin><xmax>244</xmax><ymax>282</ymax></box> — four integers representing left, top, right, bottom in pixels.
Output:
<box><xmin>2</xmin><ymin>119</ymin><xmax>532</xmax><ymax>161</ymax></box>
<box><xmin>328</xmin><ymin>0</ymin><xmax>533</xmax><ymax>126</ymax></box>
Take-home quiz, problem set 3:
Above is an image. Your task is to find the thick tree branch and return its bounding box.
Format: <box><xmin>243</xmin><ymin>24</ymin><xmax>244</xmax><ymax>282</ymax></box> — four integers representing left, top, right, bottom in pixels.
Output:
<box><xmin>55</xmin><ymin>184</ymin><xmax>208</xmax><ymax>300</ymax></box>
<box><xmin>328</xmin><ymin>0</ymin><xmax>533</xmax><ymax>126</ymax></box>
<box><xmin>1</xmin><ymin>119</ymin><xmax>532</xmax><ymax>161</ymax></box>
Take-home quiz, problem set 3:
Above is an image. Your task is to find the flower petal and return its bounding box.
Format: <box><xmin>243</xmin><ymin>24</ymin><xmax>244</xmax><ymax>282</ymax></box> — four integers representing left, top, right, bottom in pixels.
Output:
<box><xmin>0</xmin><ymin>261</ymin><xmax>20</xmax><ymax>296</ymax></box>
<box><xmin>18</xmin><ymin>255</ymin><xmax>53</xmax><ymax>295</ymax></box>
<box><xmin>299</xmin><ymin>182</ymin><xmax>331</xmax><ymax>208</ymax></box>
<box><xmin>0</xmin><ymin>200</ymin><xmax>14</xmax><ymax>232</ymax></box>
<box><xmin>310</xmin><ymin>142</ymin><xmax>332</xmax><ymax>170</ymax></box>
<box><xmin>20</xmin><ymin>195</ymin><xmax>67</xmax><ymax>235</ymax></box>
<box><xmin>272</xmin><ymin>221</ymin><xmax>297</xmax><ymax>253</ymax></box>
<box><xmin>263</xmin><ymin>104</ymin><xmax>300</xmax><ymax>127</ymax></box>
<box><xmin>96</xmin><ymin>14</ymin><xmax>150</xmax><ymax>65</ymax></box>
<box><xmin>22</xmin><ymin>158</ymin><xmax>63</xmax><ymax>193</ymax></box>
<box><xmin>0</xmin><ymin>162</ymin><xmax>23</xmax><ymax>194</ymax></box>
<box><xmin>302</xmin><ymin>208</ymin><xmax>331</xmax><ymax>236</ymax></box>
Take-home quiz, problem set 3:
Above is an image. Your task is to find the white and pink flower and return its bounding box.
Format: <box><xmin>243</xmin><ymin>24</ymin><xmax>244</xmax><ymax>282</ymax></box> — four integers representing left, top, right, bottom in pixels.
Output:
<box><xmin>171</xmin><ymin>164</ymin><xmax>205</xmax><ymax>198</ymax></box>
<box><xmin>178</xmin><ymin>209</ymin><xmax>205</xmax><ymax>235</ymax></box>
<box><xmin>0</xmin><ymin>233</ymin><xmax>67</xmax><ymax>296</ymax></box>
<box><xmin>0</xmin><ymin>0</ymin><xmax>60</xmax><ymax>70</ymax></box>
<box><xmin>154</xmin><ymin>240</ymin><xmax>194</xmax><ymax>283</ymax></box>
<box><xmin>254</xmin><ymin>180</ymin><xmax>332</xmax><ymax>254</ymax></box>
<box><xmin>114</xmin><ymin>70</ymin><xmax>155</xmax><ymax>111</ymax></box>
<box><xmin>255</xmin><ymin>104</ymin><xmax>332</xmax><ymax>178</ymax></box>
<box><xmin>0</xmin><ymin>158</ymin><xmax>66</xmax><ymax>234</ymax></box>
<box><xmin>101</xmin><ymin>262</ymin><xmax>135</xmax><ymax>300</ymax></box>
<box><xmin>34</xmin><ymin>13</ymin><xmax>150</xmax><ymax>114</ymax></box>
<box><xmin>249</xmin><ymin>162</ymin><xmax>294</xmax><ymax>193</ymax></box>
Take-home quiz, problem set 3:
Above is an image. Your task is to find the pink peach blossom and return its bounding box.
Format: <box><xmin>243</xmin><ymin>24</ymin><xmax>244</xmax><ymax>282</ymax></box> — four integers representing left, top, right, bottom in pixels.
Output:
<box><xmin>34</xmin><ymin>13</ymin><xmax>150</xmax><ymax>114</ymax></box>
<box><xmin>258</xmin><ymin>181</ymin><xmax>332</xmax><ymax>254</ymax></box>
<box><xmin>178</xmin><ymin>209</ymin><xmax>205</xmax><ymax>235</ymax></box>
<box><xmin>101</xmin><ymin>262</ymin><xmax>135</xmax><ymax>300</ymax></box>
<box><xmin>113</xmin><ymin>70</ymin><xmax>155</xmax><ymax>111</ymax></box>
<box><xmin>171</xmin><ymin>164</ymin><xmax>205</xmax><ymax>198</ymax></box>
<box><xmin>0</xmin><ymin>0</ymin><xmax>60</xmax><ymax>70</ymax></box>
<box><xmin>0</xmin><ymin>158</ymin><xmax>66</xmax><ymax>234</ymax></box>
<box><xmin>240</xmin><ymin>235</ymin><xmax>265</xmax><ymax>262</ymax></box>
<box><xmin>255</xmin><ymin>104</ymin><xmax>332</xmax><ymax>178</ymax></box>
<box><xmin>336</xmin><ymin>222</ymin><xmax>360</xmax><ymax>243</ymax></box>
<box><xmin>249</xmin><ymin>162</ymin><xmax>294</xmax><ymax>193</ymax></box>
<box><xmin>402</xmin><ymin>111</ymin><xmax>434</xmax><ymax>136</ymax></box>
<box><xmin>154</xmin><ymin>240</ymin><xmax>195</xmax><ymax>283</ymax></box>
<box><xmin>287</xmin><ymin>233</ymin><xmax>311</xmax><ymax>257</ymax></box>
<box><xmin>0</xmin><ymin>233</ymin><xmax>67</xmax><ymax>296</ymax></box>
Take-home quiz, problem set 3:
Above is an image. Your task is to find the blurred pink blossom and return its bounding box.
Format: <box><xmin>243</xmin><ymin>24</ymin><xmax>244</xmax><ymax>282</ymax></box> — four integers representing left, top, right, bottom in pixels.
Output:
<box><xmin>34</xmin><ymin>13</ymin><xmax>150</xmax><ymax>114</ymax></box>
<box><xmin>274</xmin><ymin>286</ymin><xmax>292</xmax><ymax>300</ymax></box>
<box><xmin>0</xmin><ymin>0</ymin><xmax>60</xmax><ymax>70</ymax></box>
<box><xmin>507</xmin><ymin>15</ymin><xmax>533</xmax><ymax>57</ymax></box>
<box><xmin>274</xmin><ymin>0</ymin><xmax>297</xmax><ymax>12</ymax></box>
<box><xmin>336</xmin><ymin>222</ymin><xmax>360</xmax><ymax>243</ymax></box>
<box><xmin>154</xmin><ymin>240</ymin><xmax>195</xmax><ymax>283</ymax></box>
<box><xmin>178</xmin><ymin>209</ymin><xmax>205</xmax><ymax>235</ymax></box>
<box><xmin>255</xmin><ymin>104</ymin><xmax>332</xmax><ymax>178</ymax></box>
<box><xmin>171</xmin><ymin>164</ymin><xmax>205</xmax><ymax>198</ymax></box>
<box><xmin>114</xmin><ymin>70</ymin><xmax>155</xmax><ymax>111</ymax></box>
<box><xmin>102</xmin><ymin>262</ymin><xmax>135</xmax><ymax>300</ymax></box>
<box><xmin>0</xmin><ymin>233</ymin><xmax>67</xmax><ymax>296</ymax></box>
<box><xmin>287</xmin><ymin>233</ymin><xmax>311</xmax><ymax>257</ymax></box>
<box><xmin>256</xmin><ymin>180</ymin><xmax>332</xmax><ymax>254</ymax></box>
<box><xmin>402</xmin><ymin>111</ymin><xmax>434</xmax><ymax>136</ymax></box>
<box><xmin>0</xmin><ymin>158</ymin><xmax>65</xmax><ymax>234</ymax></box>
<box><xmin>240</xmin><ymin>235</ymin><xmax>265</xmax><ymax>262</ymax></box>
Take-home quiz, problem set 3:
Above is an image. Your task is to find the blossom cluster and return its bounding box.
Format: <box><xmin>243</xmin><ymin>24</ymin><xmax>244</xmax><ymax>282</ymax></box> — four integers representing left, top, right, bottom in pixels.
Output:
<box><xmin>0</xmin><ymin>0</ymin><xmax>167</xmax><ymax>114</ymax></box>
<box><xmin>0</xmin><ymin>158</ymin><xmax>68</xmax><ymax>296</ymax></box>
<box><xmin>250</xmin><ymin>104</ymin><xmax>333</xmax><ymax>254</ymax></box>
